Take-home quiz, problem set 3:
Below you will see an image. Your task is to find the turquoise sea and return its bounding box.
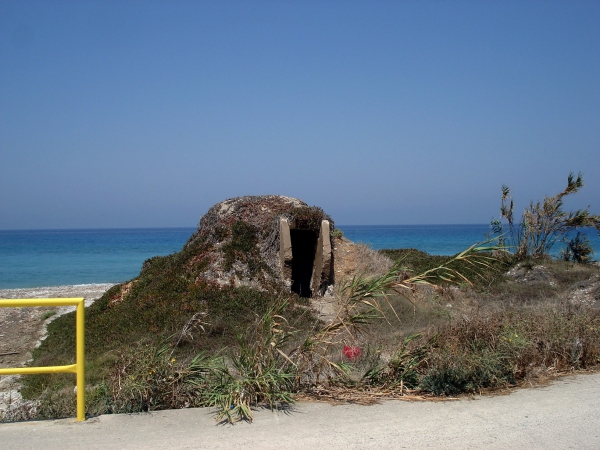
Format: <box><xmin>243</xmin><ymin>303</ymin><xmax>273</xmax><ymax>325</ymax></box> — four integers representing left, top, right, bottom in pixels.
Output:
<box><xmin>1</xmin><ymin>225</ymin><xmax>598</xmax><ymax>289</ymax></box>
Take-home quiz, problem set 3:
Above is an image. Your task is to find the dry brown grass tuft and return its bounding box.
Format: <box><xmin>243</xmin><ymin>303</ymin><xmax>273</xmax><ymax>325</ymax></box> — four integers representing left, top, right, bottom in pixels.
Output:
<box><xmin>353</xmin><ymin>244</ymin><xmax>394</xmax><ymax>276</ymax></box>
<box><xmin>313</xmin><ymin>256</ymin><xmax>600</xmax><ymax>398</ymax></box>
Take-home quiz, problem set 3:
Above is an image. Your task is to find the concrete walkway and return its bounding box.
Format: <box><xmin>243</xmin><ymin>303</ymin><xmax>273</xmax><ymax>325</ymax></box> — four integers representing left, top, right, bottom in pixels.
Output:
<box><xmin>1</xmin><ymin>373</ymin><xmax>599</xmax><ymax>449</ymax></box>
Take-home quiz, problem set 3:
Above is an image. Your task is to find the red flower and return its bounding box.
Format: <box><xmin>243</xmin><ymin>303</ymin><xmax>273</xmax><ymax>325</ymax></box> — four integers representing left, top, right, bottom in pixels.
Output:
<box><xmin>343</xmin><ymin>345</ymin><xmax>362</xmax><ymax>360</ymax></box>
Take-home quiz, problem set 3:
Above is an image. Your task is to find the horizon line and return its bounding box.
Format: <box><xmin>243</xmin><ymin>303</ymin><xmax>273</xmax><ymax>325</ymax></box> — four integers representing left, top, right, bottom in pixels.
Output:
<box><xmin>0</xmin><ymin>223</ymin><xmax>496</xmax><ymax>232</ymax></box>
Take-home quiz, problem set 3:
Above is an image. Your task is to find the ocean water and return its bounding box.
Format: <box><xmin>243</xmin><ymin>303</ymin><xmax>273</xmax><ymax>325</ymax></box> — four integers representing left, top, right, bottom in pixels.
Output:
<box><xmin>340</xmin><ymin>225</ymin><xmax>600</xmax><ymax>255</ymax></box>
<box><xmin>0</xmin><ymin>228</ymin><xmax>195</xmax><ymax>289</ymax></box>
<box><xmin>340</xmin><ymin>224</ymin><xmax>493</xmax><ymax>253</ymax></box>
<box><xmin>1</xmin><ymin>225</ymin><xmax>598</xmax><ymax>289</ymax></box>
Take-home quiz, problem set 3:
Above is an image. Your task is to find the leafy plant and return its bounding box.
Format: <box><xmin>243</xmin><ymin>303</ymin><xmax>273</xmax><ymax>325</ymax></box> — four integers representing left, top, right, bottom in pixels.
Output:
<box><xmin>222</xmin><ymin>221</ymin><xmax>261</xmax><ymax>273</ymax></box>
<box><xmin>292</xmin><ymin>240</ymin><xmax>503</xmax><ymax>387</ymax></box>
<box><xmin>363</xmin><ymin>333</ymin><xmax>427</xmax><ymax>389</ymax></box>
<box><xmin>420</xmin><ymin>351</ymin><xmax>515</xmax><ymax>395</ymax></box>
<box><xmin>332</xmin><ymin>228</ymin><xmax>344</xmax><ymax>239</ymax></box>
<box><xmin>108</xmin><ymin>341</ymin><xmax>213</xmax><ymax>414</ymax></box>
<box><xmin>491</xmin><ymin>173</ymin><xmax>600</xmax><ymax>260</ymax></box>
<box><xmin>200</xmin><ymin>302</ymin><xmax>296</xmax><ymax>422</ymax></box>
<box><xmin>559</xmin><ymin>232</ymin><xmax>595</xmax><ymax>263</ymax></box>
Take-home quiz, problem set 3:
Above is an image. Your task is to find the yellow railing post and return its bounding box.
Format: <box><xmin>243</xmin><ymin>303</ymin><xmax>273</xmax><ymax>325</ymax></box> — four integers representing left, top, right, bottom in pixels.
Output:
<box><xmin>0</xmin><ymin>298</ymin><xmax>86</xmax><ymax>421</ymax></box>
<box><xmin>76</xmin><ymin>299</ymin><xmax>85</xmax><ymax>421</ymax></box>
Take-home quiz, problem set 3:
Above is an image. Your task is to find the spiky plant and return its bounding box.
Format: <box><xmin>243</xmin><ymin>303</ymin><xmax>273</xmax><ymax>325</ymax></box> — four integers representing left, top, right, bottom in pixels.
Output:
<box><xmin>491</xmin><ymin>172</ymin><xmax>600</xmax><ymax>260</ymax></box>
<box><xmin>291</xmin><ymin>241</ymin><xmax>503</xmax><ymax>387</ymax></box>
<box><xmin>200</xmin><ymin>302</ymin><xmax>296</xmax><ymax>422</ymax></box>
<box><xmin>559</xmin><ymin>232</ymin><xmax>595</xmax><ymax>263</ymax></box>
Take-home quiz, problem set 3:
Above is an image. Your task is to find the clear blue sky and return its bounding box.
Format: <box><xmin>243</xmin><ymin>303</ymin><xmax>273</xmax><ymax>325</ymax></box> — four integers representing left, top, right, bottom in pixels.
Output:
<box><xmin>1</xmin><ymin>1</ymin><xmax>599</xmax><ymax>229</ymax></box>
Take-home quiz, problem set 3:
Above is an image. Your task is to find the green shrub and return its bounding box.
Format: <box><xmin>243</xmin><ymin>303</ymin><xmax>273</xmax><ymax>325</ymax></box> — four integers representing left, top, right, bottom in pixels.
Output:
<box><xmin>106</xmin><ymin>342</ymin><xmax>214</xmax><ymax>414</ymax></box>
<box><xmin>332</xmin><ymin>228</ymin><xmax>344</xmax><ymax>239</ymax></box>
<box><xmin>222</xmin><ymin>221</ymin><xmax>259</xmax><ymax>271</ymax></box>
<box><xmin>418</xmin><ymin>304</ymin><xmax>600</xmax><ymax>396</ymax></box>
<box><xmin>560</xmin><ymin>232</ymin><xmax>595</xmax><ymax>263</ymax></box>
<box><xmin>421</xmin><ymin>351</ymin><xmax>515</xmax><ymax>395</ymax></box>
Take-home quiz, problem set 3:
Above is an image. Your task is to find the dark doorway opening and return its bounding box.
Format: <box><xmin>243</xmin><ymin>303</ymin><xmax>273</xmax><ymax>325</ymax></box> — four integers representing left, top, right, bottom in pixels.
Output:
<box><xmin>290</xmin><ymin>229</ymin><xmax>318</xmax><ymax>297</ymax></box>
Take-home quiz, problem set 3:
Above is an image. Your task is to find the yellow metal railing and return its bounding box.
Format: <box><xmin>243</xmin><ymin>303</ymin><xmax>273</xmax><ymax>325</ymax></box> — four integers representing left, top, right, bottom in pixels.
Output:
<box><xmin>0</xmin><ymin>298</ymin><xmax>85</xmax><ymax>421</ymax></box>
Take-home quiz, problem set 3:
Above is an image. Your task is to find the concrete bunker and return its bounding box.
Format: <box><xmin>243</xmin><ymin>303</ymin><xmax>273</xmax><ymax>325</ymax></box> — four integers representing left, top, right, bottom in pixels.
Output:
<box><xmin>185</xmin><ymin>195</ymin><xmax>335</xmax><ymax>297</ymax></box>
<box><xmin>279</xmin><ymin>218</ymin><xmax>333</xmax><ymax>297</ymax></box>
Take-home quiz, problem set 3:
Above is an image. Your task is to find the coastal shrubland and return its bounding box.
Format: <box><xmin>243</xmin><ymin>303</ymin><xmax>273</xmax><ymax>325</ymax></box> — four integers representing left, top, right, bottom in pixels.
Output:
<box><xmin>5</xmin><ymin>192</ymin><xmax>600</xmax><ymax>422</ymax></box>
<box><xmin>491</xmin><ymin>172</ymin><xmax>600</xmax><ymax>260</ymax></box>
<box><xmin>5</xmin><ymin>245</ymin><xmax>600</xmax><ymax>422</ymax></box>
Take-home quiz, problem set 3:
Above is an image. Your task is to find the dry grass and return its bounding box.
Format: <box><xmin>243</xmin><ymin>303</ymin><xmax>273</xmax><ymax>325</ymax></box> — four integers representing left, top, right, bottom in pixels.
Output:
<box><xmin>8</xmin><ymin>246</ymin><xmax>600</xmax><ymax>422</ymax></box>
<box><xmin>321</xmin><ymin>257</ymin><xmax>600</xmax><ymax>399</ymax></box>
<box><xmin>353</xmin><ymin>244</ymin><xmax>394</xmax><ymax>276</ymax></box>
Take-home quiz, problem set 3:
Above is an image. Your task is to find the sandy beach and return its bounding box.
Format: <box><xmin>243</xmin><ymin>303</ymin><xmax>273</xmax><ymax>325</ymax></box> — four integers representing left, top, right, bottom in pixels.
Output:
<box><xmin>0</xmin><ymin>284</ymin><xmax>115</xmax><ymax>304</ymax></box>
<box><xmin>0</xmin><ymin>283</ymin><xmax>115</xmax><ymax>416</ymax></box>
<box><xmin>0</xmin><ymin>283</ymin><xmax>115</xmax><ymax>366</ymax></box>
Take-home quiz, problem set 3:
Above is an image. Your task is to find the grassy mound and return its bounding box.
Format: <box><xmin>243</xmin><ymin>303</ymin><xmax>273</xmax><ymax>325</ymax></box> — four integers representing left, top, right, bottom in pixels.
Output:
<box><xmin>20</xmin><ymin>225</ymin><xmax>314</xmax><ymax>419</ymax></box>
<box><xmin>9</xmin><ymin>243</ymin><xmax>600</xmax><ymax>422</ymax></box>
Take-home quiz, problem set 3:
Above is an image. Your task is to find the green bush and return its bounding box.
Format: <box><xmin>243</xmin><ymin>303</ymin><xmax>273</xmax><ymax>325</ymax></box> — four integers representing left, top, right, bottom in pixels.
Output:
<box><xmin>560</xmin><ymin>232</ymin><xmax>595</xmax><ymax>263</ymax></box>
<box><xmin>332</xmin><ymin>228</ymin><xmax>344</xmax><ymax>239</ymax></box>
<box><xmin>106</xmin><ymin>342</ymin><xmax>212</xmax><ymax>414</ymax></box>
<box><xmin>420</xmin><ymin>352</ymin><xmax>515</xmax><ymax>396</ymax></box>
<box><xmin>222</xmin><ymin>220</ymin><xmax>267</xmax><ymax>276</ymax></box>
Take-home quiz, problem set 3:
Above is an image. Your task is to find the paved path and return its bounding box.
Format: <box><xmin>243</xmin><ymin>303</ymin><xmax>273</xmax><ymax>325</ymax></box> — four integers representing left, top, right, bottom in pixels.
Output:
<box><xmin>2</xmin><ymin>373</ymin><xmax>599</xmax><ymax>449</ymax></box>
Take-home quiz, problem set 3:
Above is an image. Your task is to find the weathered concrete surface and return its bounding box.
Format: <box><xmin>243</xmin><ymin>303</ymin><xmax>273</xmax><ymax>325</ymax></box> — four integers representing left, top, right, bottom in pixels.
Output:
<box><xmin>181</xmin><ymin>195</ymin><xmax>334</xmax><ymax>296</ymax></box>
<box><xmin>279</xmin><ymin>217</ymin><xmax>293</xmax><ymax>284</ymax></box>
<box><xmin>311</xmin><ymin>220</ymin><xmax>332</xmax><ymax>295</ymax></box>
<box><xmin>2</xmin><ymin>373</ymin><xmax>599</xmax><ymax>449</ymax></box>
